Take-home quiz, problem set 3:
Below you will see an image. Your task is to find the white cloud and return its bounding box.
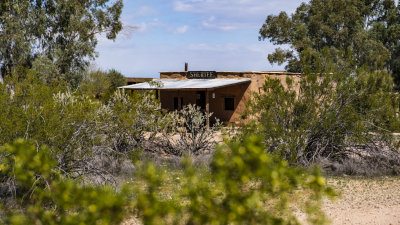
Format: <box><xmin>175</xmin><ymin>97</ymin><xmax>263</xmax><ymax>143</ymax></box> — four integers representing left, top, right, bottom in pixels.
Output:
<box><xmin>173</xmin><ymin>0</ymin><xmax>193</xmax><ymax>11</ymax></box>
<box><xmin>173</xmin><ymin>0</ymin><xmax>302</xmax><ymax>32</ymax></box>
<box><xmin>174</xmin><ymin>25</ymin><xmax>189</xmax><ymax>34</ymax></box>
<box><xmin>173</xmin><ymin>0</ymin><xmax>300</xmax><ymax>15</ymax></box>
<box><xmin>201</xmin><ymin>16</ymin><xmax>239</xmax><ymax>31</ymax></box>
<box><xmin>201</xmin><ymin>20</ymin><xmax>238</xmax><ymax>31</ymax></box>
<box><xmin>219</xmin><ymin>26</ymin><xmax>237</xmax><ymax>31</ymax></box>
<box><xmin>134</xmin><ymin>5</ymin><xmax>158</xmax><ymax>17</ymax></box>
<box><xmin>187</xmin><ymin>42</ymin><xmax>270</xmax><ymax>53</ymax></box>
<box><xmin>136</xmin><ymin>18</ymin><xmax>162</xmax><ymax>32</ymax></box>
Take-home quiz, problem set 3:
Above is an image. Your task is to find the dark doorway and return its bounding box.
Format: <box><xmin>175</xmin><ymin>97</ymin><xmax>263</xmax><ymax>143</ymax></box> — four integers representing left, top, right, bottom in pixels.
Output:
<box><xmin>174</xmin><ymin>97</ymin><xmax>184</xmax><ymax>110</ymax></box>
<box><xmin>174</xmin><ymin>97</ymin><xmax>179</xmax><ymax>110</ymax></box>
<box><xmin>196</xmin><ymin>91</ymin><xmax>206</xmax><ymax>110</ymax></box>
<box><xmin>181</xmin><ymin>97</ymin><xmax>184</xmax><ymax>109</ymax></box>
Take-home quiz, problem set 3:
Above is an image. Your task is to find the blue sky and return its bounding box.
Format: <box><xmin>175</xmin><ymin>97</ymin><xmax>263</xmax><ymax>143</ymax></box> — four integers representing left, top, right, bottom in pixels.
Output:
<box><xmin>95</xmin><ymin>0</ymin><xmax>304</xmax><ymax>78</ymax></box>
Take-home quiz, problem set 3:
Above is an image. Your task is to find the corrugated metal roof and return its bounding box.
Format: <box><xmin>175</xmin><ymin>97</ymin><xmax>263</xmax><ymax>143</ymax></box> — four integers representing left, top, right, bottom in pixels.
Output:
<box><xmin>119</xmin><ymin>78</ymin><xmax>251</xmax><ymax>90</ymax></box>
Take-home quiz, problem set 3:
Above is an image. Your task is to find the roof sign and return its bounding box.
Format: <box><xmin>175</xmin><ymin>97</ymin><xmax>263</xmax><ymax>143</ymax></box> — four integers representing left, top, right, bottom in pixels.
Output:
<box><xmin>187</xmin><ymin>71</ymin><xmax>217</xmax><ymax>79</ymax></box>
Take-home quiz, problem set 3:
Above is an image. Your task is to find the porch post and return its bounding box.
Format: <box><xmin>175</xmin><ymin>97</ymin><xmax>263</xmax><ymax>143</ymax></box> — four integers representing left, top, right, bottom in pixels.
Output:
<box><xmin>206</xmin><ymin>89</ymin><xmax>210</xmax><ymax>129</ymax></box>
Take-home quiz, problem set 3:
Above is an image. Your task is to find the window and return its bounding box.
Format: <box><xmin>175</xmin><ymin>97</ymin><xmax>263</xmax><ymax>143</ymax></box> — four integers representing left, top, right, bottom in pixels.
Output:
<box><xmin>224</xmin><ymin>97</ymin><xmax>234</xmax><ymax>111</ymax></box>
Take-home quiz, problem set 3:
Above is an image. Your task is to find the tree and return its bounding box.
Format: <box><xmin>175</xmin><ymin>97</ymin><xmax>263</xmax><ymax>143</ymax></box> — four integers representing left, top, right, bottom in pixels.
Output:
<box><xmin>0</xmin><ymin>0</ymin><xmax>123</xmax><ymax>87</ymax></box>
<box><xmin>259</xmin><ymin>0</ymin><xmax>400</xmax><ymax>86</ymax></box>
<box><xmin>368</xmin><ymin>0</ymin><xmax>400</xmax><ymax>84</ymax></box>
<box><xmin>79</xmin><ymin>69</ymin><xmax>111</xmax><ymax>99</ymax></box>
<box><xmin>107</xmin><ymin>69</ymin><xmax>126</xmax><ymax>91</ymax></box>
<box><xmin>79</xmin><ymin>68</ymin><xmax>126</xmax><ymax>101</ymax></box>
<box><xmin>104</xmin><ymin>69</ymin><xmax>126</xmax><ymax>101</ymax></box>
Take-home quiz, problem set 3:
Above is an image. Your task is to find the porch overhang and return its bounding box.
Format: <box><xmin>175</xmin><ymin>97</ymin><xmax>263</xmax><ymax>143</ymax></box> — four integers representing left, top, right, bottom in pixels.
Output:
<box><xmin>119</xmin><ymin>78</ymin><xmax>251</xmax><ymax>91</ymax></box>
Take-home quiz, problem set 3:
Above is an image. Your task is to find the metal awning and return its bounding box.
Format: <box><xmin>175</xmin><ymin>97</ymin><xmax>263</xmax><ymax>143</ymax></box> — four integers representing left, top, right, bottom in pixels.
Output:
<box><xmin>119</xmin><ymin>78</ymin><xmax>251</xmax><ymax>90</ymax></box>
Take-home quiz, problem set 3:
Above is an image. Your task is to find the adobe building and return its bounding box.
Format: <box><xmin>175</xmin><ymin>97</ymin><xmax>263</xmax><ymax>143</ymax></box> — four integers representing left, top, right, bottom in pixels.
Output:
<box><xmin>121</xmin><ymin>68</ymin><xmax>300</xmax><ymax>126</ymax></box>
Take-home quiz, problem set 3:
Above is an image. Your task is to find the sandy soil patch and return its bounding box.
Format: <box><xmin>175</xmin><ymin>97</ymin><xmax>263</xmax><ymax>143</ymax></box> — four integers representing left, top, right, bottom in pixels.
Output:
<box><xmin>320</xmin><ymin>177</ymin><xmax>400</xmax><ymax>225</ymax></box>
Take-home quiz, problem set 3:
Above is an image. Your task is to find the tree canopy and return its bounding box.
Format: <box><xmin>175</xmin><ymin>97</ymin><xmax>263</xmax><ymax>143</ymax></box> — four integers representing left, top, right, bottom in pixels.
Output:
<box><xmin>260</xmin><ymin>0</ymin><xmax>400</xmax><ymax>86</ymax></box>
<box><xmin>0</xmin><ymin>0</ymin><xmax>123</xmax><ymax>87</ymax></box>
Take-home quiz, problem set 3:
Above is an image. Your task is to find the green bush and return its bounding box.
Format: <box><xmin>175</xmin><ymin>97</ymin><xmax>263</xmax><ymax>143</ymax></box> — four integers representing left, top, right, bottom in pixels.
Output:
<box><xmin>0</xmin><ymin>73</ymin><xmax>108</xmax><ymax>177</ymax></box>
<box><xmin>0</xmin><ymin>73</ymin><xmax>167</xmax><ymax>180</ymax></box>
<box><xmin>106</xmin><ymin>89</ymin><xmax>170</xmax><ymax>157</ymax></box>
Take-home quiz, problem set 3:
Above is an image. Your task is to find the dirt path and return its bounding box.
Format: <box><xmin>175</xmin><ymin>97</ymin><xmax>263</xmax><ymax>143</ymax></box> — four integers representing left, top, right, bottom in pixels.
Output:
<box><xmin>322</xmin><ymin>177</ymin><xmax>400</xmax><ymax>225</ymax></box>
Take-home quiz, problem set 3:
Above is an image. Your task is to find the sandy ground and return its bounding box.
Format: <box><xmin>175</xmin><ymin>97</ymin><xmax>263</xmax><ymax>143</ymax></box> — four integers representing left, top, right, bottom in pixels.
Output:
<box><xmin>296</xmin><ymin>176</ymin><xmax>400</xmax><ymax>225</ymax></box>
<box><xmin>323</xmin><ymin>177</ymin><xmax>400</xmax><ymax>225</ymax></box>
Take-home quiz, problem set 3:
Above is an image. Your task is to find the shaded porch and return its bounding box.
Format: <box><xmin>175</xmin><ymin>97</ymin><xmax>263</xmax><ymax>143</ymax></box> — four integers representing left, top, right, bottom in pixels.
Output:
<box><xmin>119</xmin><ymin>78</ymin><xmax>251</xmax><ymax>127</ymax></box>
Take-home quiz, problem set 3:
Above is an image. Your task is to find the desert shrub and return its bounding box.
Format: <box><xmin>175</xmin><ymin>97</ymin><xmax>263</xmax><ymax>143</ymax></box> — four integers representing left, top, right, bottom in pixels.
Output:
<box><xmin>0</xmin><ymin>74</ymin><xmax>110</xmax><ymax>178</ymax></box>
<box><xmin>244</xmin><ymin>48</ymin><xmax>400</xmax><ymax>167</ymax></box>
<box><xmin>320</xmin><ymin>142</ymin><xmax>400</xmax><ymax>176</ymax></box>
<box><xmin>50</xmin><ymin>91</ymin><xmax>111</xmax><ymax>178</ymax></box>
<box><xmin>0</xmin><ymin>73</ymin><xmax>166</xmax><ymax>181</ymax></box>
<box><xmin>0</xmin><ymin>72</ymin><xmax>67</xmax><ymax>145</ymax></box>
<box><xmin>134</xmin><ymin>135</ymin><xmax>335</xmax><ymax>225</ymax></box>
<box><xmin>0</xmin><ymin>139</ymin><xmax>128</xmax><ymax>225</ymax></box>
<box><xmin>155</xmin><ymin>104</ymin><xmax>221</xmax><ymax>157</ymax></box>
<box><xmin>105</xmin><ymin>89</ymin><xmax>170</xmax><ymax>158</ymax></box>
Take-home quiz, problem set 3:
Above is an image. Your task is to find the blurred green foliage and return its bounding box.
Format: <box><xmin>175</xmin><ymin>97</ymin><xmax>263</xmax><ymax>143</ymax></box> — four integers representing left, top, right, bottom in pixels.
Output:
<box><xmin>0</xmin><ymin>135</ymin><xmax>335</xmax><ymax>225</ymax></box>
<box><xmin>0</xmin><ymin>139</ymin><xmax>128</xmax><ymax>225</ymax></box>
<box><xmin>134</xmin><ymin>135</ymin><xmax>335</xmax><ymax>225</ymax></box>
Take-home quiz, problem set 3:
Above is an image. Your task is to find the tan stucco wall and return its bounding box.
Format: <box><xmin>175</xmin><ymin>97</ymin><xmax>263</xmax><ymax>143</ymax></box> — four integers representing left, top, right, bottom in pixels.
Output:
<box><xmin>159</xmin><ymin>71</ymin><xmax>301</xmax><ymax>124</ymax></box>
